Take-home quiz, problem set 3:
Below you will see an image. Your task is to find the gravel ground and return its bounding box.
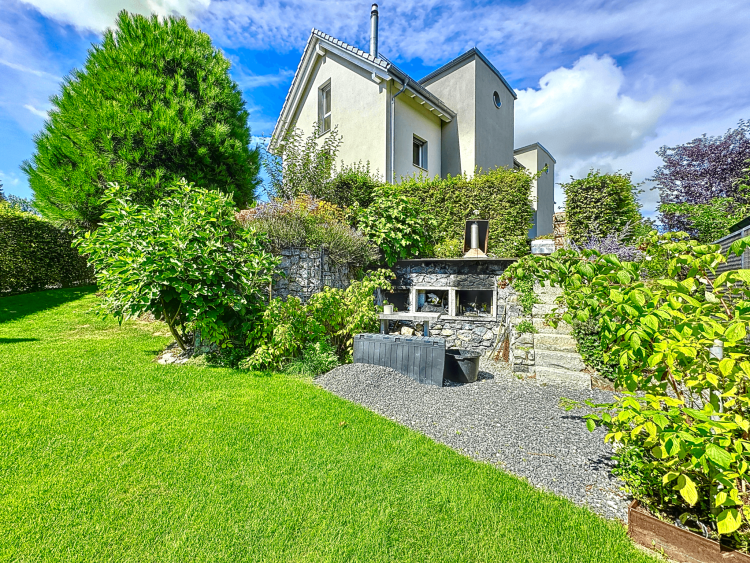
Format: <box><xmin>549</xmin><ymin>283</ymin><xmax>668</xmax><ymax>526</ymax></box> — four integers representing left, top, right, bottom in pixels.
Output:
<box><xmin>316</xmin><ymin>360</ymin><xmax>631</xmax><ymax>521</ymax></box>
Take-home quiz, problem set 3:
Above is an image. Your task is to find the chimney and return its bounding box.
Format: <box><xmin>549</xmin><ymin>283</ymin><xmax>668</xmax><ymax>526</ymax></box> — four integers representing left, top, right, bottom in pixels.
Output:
<box><xmin>370</xmin><ymin>4</ymin><xmax>379</xmax><ymax>57</ymax></box>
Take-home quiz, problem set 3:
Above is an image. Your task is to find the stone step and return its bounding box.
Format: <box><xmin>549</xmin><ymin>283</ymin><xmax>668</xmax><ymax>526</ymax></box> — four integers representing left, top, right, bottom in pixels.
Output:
<box><xmin>532</xmin><ymin>303</ymin><xmax>562</xmax><ymax>317</ymax></box>
<box><xmin>535</xmin><ymin>349</ymin><xmax>586</xmax><ymax>372</ymax></box>
<box><xmin>535</xmin><ymin>288</ymin><xmax>565</xmax><ymax>305</ymax></box>
<box><xmin>535</xmin><ymin>367</ymin><xmax>591</xmax><ymax>390</ymax></box>
<box><xmin>534</xmin><ymin>333</ymin><xmax>577</xmax><ymax>352</ymax></box>
<box><xmin>532</xmin><ymin>317</ymin><xmax>573</xmax><ymax>335</ymax></box>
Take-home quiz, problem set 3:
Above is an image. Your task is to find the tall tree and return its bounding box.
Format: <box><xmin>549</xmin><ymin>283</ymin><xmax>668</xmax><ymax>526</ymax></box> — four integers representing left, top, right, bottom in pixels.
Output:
<box><xmin>652</xmin><ymin>120</ymin><xmax>750</xmax><ymax>232</ymax></box>
<box><xmin>23</xmin><ymin>11</ymin><xmax>260</xmax><ymax>228</ymax></box>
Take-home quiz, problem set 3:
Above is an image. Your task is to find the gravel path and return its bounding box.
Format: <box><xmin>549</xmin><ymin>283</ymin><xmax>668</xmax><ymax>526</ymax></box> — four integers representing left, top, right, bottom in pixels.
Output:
<box><xmin>317</xmin><ymin>360</ymin><xmax>631</xmax><ymax>521</ymax></box>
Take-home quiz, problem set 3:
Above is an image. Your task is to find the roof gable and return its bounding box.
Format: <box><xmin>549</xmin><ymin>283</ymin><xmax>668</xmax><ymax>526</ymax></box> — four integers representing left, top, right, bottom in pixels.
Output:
<box><xmin>419</xmin><ymin>48</ymin><xmax>517</xmax><ymax>100</ymax></box>
<box><xmin>270</xmin><ymin>29</ymin><xmax>455</xmax><ymax>152</ymax></box>
<box><xmin>514</xmin><ymin>142</ymin><xmax>556</xmax><ymax>163</ymax></box>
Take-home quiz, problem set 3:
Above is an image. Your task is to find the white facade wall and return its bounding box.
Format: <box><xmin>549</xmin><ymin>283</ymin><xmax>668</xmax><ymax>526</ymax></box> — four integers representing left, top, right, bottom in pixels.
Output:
<box><xmin>392</xmin><ymin>90</ymin><xmax>442</xmax><ymax>181</ymax></box>
<box><xmin>474</xmin><ymin>58</ymin><xmax>515</xmax><ymax>172</ymax></box>
<box><xmin>292</xmin><ymin>52</ymin><xmax>388</xmax><ymax>176</ymax></box>
<box><xmin>421</xmin><ymin>58</ymin><xmax>476</xmax><ymax>177</ymax></box>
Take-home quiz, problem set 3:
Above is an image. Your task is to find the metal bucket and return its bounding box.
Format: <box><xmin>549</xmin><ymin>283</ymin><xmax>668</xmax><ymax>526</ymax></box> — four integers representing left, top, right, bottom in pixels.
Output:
<box><xmin>445</xmin><ymin>349</ymin><xmax>482</xmax><ymax>383</ymax></box>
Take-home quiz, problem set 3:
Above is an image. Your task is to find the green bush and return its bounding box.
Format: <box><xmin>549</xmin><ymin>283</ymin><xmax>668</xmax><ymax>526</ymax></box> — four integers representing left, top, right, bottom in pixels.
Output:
<box><xmin>504</xmin><ymin>233</ymin><xmax>750</xmax><ymax>545</ymax></box>
<box><xmin>562</xmin><ymin>170</ymin><xmax>643</xmax><ymax>246</ymax></box>
<box><xmin>76</xmin><ymin>180</ymin><xmax>280</xmax><ymax>350</ymax></box>
<box><xmin>283</xmin><ymin>341</ymin><xmax>340</xmax><ymax>377</ymax></box>
<box><xmin>24</xmin><ymin>11</ymin><xmax>259</xmax><ymax>228</ymax></box>
<box><xmin>237</xmin><ymin>196</ymin><xmax>378</xmax><ymax>270</ymax></box>
<box><xmin>242</xmin><ymin>269</ymin><xmax>394</xmax><ymax>370</ymax></box>
<box><xmin>399</xmin><ymin>168</ymin><xmax>535</xmax><ymax>258</ymax></box>
<box><xmin>570</xmin><ymin>316</ymin><xmax>619</xmax><ymax>380</ymax></box>
<box><xmin>433</xmin><ymin>238</ymin><xmax>463</xmax><ymax>258</ymax></box>
<box><xmin>0</xmin><ymin>203</ymin><xmax>93</xmax><ymax>294</ymax></box>
<box><xmin>354</xmin><ymin>185</ymin><xmax>436</xmax><ymax>266</ymax></box>
<box><xmin>659</xmin><ymin>197</ymin><xmax>750</xmax><ymax>243</ymax></box>
<box><xmin>325</xmin><ymin>162</ymin><xmax>382</xmax><ymax>209</ymax></box>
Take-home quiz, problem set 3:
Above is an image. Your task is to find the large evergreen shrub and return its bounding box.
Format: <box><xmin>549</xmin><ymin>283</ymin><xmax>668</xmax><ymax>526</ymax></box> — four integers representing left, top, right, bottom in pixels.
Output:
<box><xmin>0</xmin><ymin>203</ymin><xmax>93</xmax><ymax>294</ymax></box>
<box><xmin>23</xmin><ymin>11</ymin><xmax>259</xmax><ymax>228</ymax></box>
<box><xmin>399</xmin><ymin>168</ymin><xmax>535</xmax><ymax>258</ymax></box>
<box><xmin>562</xmin><ymin>170</ymin><xmax>643</xmax><ymax>246</ymax></box>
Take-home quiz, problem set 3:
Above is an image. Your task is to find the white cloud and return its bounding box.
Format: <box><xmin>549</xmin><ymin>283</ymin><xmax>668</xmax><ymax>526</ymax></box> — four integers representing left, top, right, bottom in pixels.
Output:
<box><xmin>0</xmin><ymin>58</ymin><xmax>61</xmax><ymax>80</ymax></box>
<box><xmin>19</xmin><ymin>0</ymin><xmax>210</xmax><ymax>31</ymax></box>
<box><xmin>23</xmin><ymin>103</ymin><xmax>48</xmax><ymax>118</ymax></box>
<box><xmin>233</xmin><ymin>68</ymin><xmax>294</xmax><ymax>90</ymax></box>
<box><xmin>515</xmin><ymin>55</ymin><xmax>671</xmax><ymax>162</ymax></box>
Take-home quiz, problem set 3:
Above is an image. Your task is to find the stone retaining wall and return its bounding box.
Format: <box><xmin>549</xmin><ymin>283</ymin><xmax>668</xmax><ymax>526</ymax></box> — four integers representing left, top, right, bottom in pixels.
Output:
<box><xmin>273</xmin><ymin>247</ymin><xmax>352</xmax><ymax>303</ymax></box>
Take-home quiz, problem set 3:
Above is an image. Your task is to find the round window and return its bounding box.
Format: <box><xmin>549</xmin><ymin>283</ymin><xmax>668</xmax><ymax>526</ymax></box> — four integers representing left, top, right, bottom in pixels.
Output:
<box><xmin>493</xmin><ymin>91</ymin><xmax>502</xmax><ymax>108</ymax></box>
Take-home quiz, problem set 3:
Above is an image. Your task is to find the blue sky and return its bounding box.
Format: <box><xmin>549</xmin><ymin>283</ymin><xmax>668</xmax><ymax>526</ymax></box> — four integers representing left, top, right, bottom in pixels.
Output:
<box><xmin>1</xmin><ymin>0</ymin><xmax>749</xmax><ymax>216</ymax></box>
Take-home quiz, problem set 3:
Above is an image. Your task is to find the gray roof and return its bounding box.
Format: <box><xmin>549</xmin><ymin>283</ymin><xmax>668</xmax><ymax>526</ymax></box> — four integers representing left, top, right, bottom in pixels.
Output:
<box><xmin>514</xmin><ymin>142</ymin><xmax>557</xmax><ymax>163</ymax></box>
<box><xmin>419</xmin><ymin>48</ymin><xmax>517</xmax><ymax>100</ymax></box>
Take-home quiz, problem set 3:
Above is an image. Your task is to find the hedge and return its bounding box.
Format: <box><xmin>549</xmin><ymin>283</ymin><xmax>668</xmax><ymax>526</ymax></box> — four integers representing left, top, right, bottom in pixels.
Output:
<box><xmin>399</xmin><ymin>167</ymin><xmax>535</xmax><ymax>258</ymax></box>
<box><xmin>0</xmin><ymin>204</ymin><xmax>93</xmax><ymax>294</ymax></box>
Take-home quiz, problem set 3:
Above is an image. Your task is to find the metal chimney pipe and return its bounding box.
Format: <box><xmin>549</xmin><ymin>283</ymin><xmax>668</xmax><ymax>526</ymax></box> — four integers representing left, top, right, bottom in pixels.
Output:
<box><xmin>370</xmin><ymin>4</ymin><xmax>379</xmax><ymax>56</ymax></box>
<box><xmin>471</xmin><ymin>222</ymin><xmax>480</xmax><ymax>250</ymax></box>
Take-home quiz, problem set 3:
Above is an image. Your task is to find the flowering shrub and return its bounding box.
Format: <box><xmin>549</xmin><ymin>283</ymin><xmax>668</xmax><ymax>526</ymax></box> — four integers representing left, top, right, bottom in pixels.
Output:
<box><xmin>504</xmin><ymin>232</ymin><xmax>750</xmax><ymax>546</ymax></box>
<box><xmin>237</xmin><ymin>195</ymin><xmax>377</xmax><ymax>269</ymax></box>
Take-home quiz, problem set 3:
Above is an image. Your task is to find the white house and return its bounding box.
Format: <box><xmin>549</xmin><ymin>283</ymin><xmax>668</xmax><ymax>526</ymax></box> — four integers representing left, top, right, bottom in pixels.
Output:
<box><xmin>270</xmin><ymin>5</ymin><xmax>556</xmax><ymax>236</ymax></box>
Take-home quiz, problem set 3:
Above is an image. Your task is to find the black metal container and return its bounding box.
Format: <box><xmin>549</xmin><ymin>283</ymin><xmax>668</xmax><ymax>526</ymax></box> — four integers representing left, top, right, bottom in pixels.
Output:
<box><xmin>352</xmin><ymin>333</ymin><xmax>446</xmax><ymax>386</ymax></box>
<box><xmin>445</xmin><ymin>349</ymin><xmax>482</xmax><ymax>383</ymax></box>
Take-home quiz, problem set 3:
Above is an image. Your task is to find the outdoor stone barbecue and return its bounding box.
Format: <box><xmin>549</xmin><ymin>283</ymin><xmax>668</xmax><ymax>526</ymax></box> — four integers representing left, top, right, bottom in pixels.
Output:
<box><xmin>386</xmin><ymin>258</ymin><xmax>517</xmax><ymax>355</ymax></box>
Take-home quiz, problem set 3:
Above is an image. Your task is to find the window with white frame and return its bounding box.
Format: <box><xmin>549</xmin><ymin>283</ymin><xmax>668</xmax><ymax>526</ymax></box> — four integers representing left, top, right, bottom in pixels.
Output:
<box><xmin>319</xmin><ymin>81</ymin><xmax>331</xmax><ymax>135</ymax></box>
<box><xmin>413</xmin><ymin>136</ymin><xmax>427</xmax><ymax>169</ymax></box>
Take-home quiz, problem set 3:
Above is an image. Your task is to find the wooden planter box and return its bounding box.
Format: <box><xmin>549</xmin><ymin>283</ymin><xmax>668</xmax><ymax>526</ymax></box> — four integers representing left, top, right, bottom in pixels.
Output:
<box><xmin>628</xmin><ymin>500</ymin><xmax>750</xmax><ymax>562</ymax></box>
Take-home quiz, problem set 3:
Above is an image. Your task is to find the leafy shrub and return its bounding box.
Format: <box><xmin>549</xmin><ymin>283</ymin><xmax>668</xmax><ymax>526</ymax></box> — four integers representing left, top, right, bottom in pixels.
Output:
<box><xmin>504</xmin><ymin>234</ymin><xmax>750</xmax><ymax>544</ymax></box>
<box><xmin>515</xmin><ymin>320</ymin><xmax>537</xmax><ymax>334</ymax></box>
<box><xmin>570</xmin><ymin>316</ymin><xmax>618</xmax><ymax>380</ymax></box>
<box><xmin>433</xmin><ymin>238</ymin><xmax>463</xmax><ymax>258</ymax></box>
<box><xmin>242</xmin><ymin>269</ymin><xmax>394</xmax><ymax>370</ymax></box>
<box><xmin>237</xmin><ymin>195</ymin><xmax>378</xmax><ymax>269</ymax></box>
<box><xmin>562</xmin><ymin>170</ymin><xmax>644</xmax><ymax>246</ymax></box>
<box><xmin>354</xmin><ymin>185</ymin><xmax>436</xmax><ymax>266</ymax></box>
<box><xmin>264</xmin><ymin>125</ymin><xmax>342</xmax><ymax>200</ymax></box>
<box><xmin>283</xmin><ymin>341</ymin><xmax>340</xmax><ymax>377</ymax></box>
<box><xmin>325</xmin><ymin>162</ymin><xmax>382</xmax><ymax>209</ymax></box>
<box><xmin>24</xmin><ymin>11</ymin><xmax>259</xmax><ymax>228</ymax></box>
<box><xmin>0</xmin><ymin>202</ymin><xmax>93</xmax><ymax>294</ymax></box>
<box><xmin>660</xmin><ymin>197</ymin><xmax>750</xmax><ymax>243</ymax></box>
<box><xmin>76</xmin><ymin>180</ymin><xmax>280</xmax><ymax>350</ymax></box>
<box><xmin>399</xmin><ymin>167</ymin><xmax>535</xmax><ymax>258</ymax></box>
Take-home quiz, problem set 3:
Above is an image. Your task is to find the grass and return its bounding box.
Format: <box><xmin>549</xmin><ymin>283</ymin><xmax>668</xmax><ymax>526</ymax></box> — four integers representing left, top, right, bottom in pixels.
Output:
<box><xmin>0</xmin><ymin>288</ymin><xmax>657</xmax><ymax>562</ymax></box>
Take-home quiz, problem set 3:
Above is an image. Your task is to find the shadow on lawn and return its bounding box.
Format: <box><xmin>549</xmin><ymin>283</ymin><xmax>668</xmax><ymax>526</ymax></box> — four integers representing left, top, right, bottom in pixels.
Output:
<box><xmin>0</xmin><ymin>338</ymin><xmax>39</xmax><ymax>344</ymax></box>
<box><xmin>0</xmin><ymin>286</ymin><xmax>96</xmax><ymax>324</ymax></box>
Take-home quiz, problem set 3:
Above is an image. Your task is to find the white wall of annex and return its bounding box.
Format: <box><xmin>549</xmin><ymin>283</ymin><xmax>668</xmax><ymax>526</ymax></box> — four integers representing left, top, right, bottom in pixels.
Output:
<box><xmin>421</xmin><ymin>58</ymin><xmax>476</xmax><ymax>178</ymax></box>
<box><xmin>292</xmin><ymin>51</ymin><xmax>388</xmax><ymax>177</ymax></box>
<box><xmin>474</xmin><ymin>58</ymin><xmax>515</xmax><ymax>172</ymax></box>
<box><xmin>393</xmin><ymin>92</ymin><xmax>442</xmax><ymax>181</ymax></box>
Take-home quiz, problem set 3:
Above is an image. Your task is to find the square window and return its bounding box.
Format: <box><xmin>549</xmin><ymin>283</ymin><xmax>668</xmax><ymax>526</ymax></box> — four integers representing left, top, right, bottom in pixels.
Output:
<box><xmin>319</xmin><ymin>82</ymin><xmax>331</xmax><ymax>134</ymax></box>
<box><xmin>413</xmin><ymin>136</ymin><xmax>427</xmax><ymax>169</ymax></box>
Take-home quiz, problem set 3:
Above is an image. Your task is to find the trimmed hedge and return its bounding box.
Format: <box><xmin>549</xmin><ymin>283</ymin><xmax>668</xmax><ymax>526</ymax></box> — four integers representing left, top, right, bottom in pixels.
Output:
<box><xmin>399</xmin><ymin>168</ymin><xmax>535</xmax><ymax>258</ymax></box>
<box><xmin>0</xmin><ymin>204</ymin><xmax>93</xmax><ymax>294</ymax></box>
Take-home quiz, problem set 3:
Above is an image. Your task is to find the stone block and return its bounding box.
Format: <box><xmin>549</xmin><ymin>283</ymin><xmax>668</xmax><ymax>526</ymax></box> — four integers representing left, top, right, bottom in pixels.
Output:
<box><xmin>535</xmin><ymin>367</ymin><xmax>590</xmax><ymax>390</ymax></box>
<box><xmin>535</xmin><ymin>349</ymin><xmax>586</xmax><ymax>371</ymax></box>
<box><xmin>533</xmin><ymin>333</ymin><xmax>577</xmax><ymax>352</ymax></box>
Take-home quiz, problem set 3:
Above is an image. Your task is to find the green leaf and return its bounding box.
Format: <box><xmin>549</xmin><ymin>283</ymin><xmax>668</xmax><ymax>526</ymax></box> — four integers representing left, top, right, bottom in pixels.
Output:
<box><xmin>586</xmin><ymin>418</ymin><xmax>596</xmax><ymax>432</ymax></box>
<box><xmin>717</xmin><ymin>508</ymin><xmax>742</xmax><ymax>535</ymax></box>
<box><xmin>726</xmin><ymin>323</ymin><xmax>746</xmax><ymax>342</ymax></box>
<box><xmin>705</xmin><ymin>443</ymin><xmax>733</xmax><ymax>469</ymax></box>
<box><xmin>675</xmin><ymin>475</ymin><xmax>698</xmax><ymax>506</ymax></box>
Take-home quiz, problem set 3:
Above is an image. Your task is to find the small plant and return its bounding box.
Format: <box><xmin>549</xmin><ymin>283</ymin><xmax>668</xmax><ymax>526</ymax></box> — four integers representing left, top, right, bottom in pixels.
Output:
<box><xmin>511</xmin><ymin>277</ymin><xmax>539</xmax><ymax>316</ymax></box>
<box><xmin>515</xmin><ymin>320</ymin><xmax>537</xmax><ymax>334</ymax></box>
<box><xmin>283</xmin><ymin>341</ymin><xmax>340</xmax><ymax>377</ymax></box>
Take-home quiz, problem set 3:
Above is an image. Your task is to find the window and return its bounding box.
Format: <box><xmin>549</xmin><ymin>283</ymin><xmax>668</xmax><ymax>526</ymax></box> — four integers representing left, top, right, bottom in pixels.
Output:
<box><xmin>413</xmin><ymin>136</ymin><xmax>427</xmax><ymax>169</ymax></box>
<box><xmin>319</xmin><ymin>82</ymin><xmax>331</xmax><ymax>134</ymax></box>
<box><xmin>493</xmin><ymin>91</ymin><xmax>502</xmax><ymax>108</ymax></box>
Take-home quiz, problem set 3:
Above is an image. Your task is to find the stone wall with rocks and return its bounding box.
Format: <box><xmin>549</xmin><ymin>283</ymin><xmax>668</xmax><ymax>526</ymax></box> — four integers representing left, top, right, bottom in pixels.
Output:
<box><xmin>273</xmin><ymin>247</ymin><xmax>352</xmax><ymax>303</ymax></box>
<box><xmin>387</xmin><ymin>259</ymin><xmax>521</xmax><ymax>356</ymax></box>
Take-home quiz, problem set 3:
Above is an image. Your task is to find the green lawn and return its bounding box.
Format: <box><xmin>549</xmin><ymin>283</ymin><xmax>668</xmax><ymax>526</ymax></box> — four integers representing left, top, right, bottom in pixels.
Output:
<box><xmin>0</xmin><ymin>288</ymin><xmax>656</xmax><ymax>562</ymax></box>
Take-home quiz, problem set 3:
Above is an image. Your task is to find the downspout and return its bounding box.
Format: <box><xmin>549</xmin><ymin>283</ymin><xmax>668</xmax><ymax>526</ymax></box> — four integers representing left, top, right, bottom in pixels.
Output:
<box><xmin>390</xmin><ymin>78</ymin><xmax>408</xmax><ymax>183</ymax></box>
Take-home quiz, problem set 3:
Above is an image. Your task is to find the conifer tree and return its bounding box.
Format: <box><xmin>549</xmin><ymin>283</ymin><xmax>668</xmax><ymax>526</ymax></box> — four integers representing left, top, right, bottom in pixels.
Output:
<box><xmin>23</xmin><ymin>11</ymin><xmax>259</xmax><ymax>227</ymax></box>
